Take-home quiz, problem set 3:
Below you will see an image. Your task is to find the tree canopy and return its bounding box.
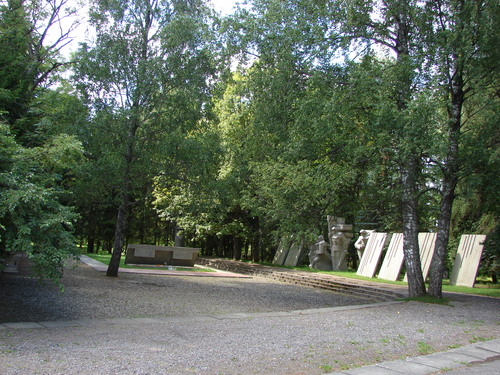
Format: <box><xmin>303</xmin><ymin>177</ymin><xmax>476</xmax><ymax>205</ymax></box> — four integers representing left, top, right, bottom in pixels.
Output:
<box><xmin>0</xmin><ymin>0</ymin><xmax>497</xmax><ymax>294</ymax></box>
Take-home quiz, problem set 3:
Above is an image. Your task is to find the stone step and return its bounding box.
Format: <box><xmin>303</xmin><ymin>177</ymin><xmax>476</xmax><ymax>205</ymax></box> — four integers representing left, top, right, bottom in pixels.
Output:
<box><xmin>197</xmin><ymin>258</ymin><xmax>406</xmax><ymax>302</ymax></box>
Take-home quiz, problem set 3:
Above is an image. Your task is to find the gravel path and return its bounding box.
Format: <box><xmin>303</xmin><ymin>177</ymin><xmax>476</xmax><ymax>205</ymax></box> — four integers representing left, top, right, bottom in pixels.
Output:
<box><xmin>0</xmin><ymin>260</ymin><xmax>499</xmax><ymax>374</ymax></box>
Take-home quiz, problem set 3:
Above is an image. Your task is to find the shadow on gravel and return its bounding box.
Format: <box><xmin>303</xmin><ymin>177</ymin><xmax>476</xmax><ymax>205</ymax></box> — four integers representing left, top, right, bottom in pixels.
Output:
<box><xmin>1</xmin><ymin>262</ymin><xmax>370</xmax><ymax>323</ymax></box>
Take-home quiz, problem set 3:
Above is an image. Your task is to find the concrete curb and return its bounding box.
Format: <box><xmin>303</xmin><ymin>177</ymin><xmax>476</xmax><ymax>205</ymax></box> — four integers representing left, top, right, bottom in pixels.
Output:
<box><xmin>327</xmin><ymin>339</ymin><xmax>500</xmax><ymax>374</ymax></box>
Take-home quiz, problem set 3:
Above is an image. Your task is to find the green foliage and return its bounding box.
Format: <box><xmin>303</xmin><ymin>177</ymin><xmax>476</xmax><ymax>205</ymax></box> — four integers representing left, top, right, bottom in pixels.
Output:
<box><xmin>0</xmin><ymin>124</ymin><xmax>82</xmax><ymax>283</ymax></box>
<box><xmin>0</xmin><ymin>0</ymin><xmax>34</xmax><ymax>124</ymax></box>
<box><xmin>0</xmin><ymin>1</ymin><xmax>83</xmax><ymax>285</ymax></box>
<box><xmin>2</xmin><ymin>0</ymin><xmax>496</xmax><ymax>283</ymax></box>
<box><xmin>417</xmin><ymin>341</ymin><xmax>434</xmax><ymax>355</ymax></box>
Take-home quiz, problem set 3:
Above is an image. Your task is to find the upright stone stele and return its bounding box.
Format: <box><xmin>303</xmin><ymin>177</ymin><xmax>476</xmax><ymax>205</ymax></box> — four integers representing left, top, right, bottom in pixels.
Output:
<box><xmin>378</xmin><ymin>233</ymin><xmax>404</xmax><ymax>281</ymax></box>
<box><xmin>449</xmin><ymin>234</ymin><xmax>487</xmax><ymax>288</ymax></box>
<box><xmin>403</xmin><ymin>232</ymin><xmax>437</xmax><ymax>282</ymax></box>
<box><xmin>357</xmin><ymin>233</ymin><xmax>388</xmax><ymax>278</ymax></box>
<box><xmin>284</xmin><ymin>241</ymin><xmax>304</xmax><ymax>267</ymax></box>
<box><xmin>328</xmin><ymin>216</ymin><xmax>353</xmax><ymax>271</ymax></box>
<box><xmin>272</xmin><ymin>238</ymin><xmax>290</xmax><ymax>266</ymax></box>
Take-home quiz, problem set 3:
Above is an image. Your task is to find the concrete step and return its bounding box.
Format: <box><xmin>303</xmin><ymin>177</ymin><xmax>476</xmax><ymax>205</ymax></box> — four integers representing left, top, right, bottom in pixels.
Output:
<box><xmin>197</xmin><ymin>258</ymin><xmax>406</xmax><ymax>302</ymax></box>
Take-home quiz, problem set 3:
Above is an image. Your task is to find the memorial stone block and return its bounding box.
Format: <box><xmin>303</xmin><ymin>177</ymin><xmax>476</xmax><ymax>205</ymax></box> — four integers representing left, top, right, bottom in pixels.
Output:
<box><xmin>328</xmin><ymin>216</ymin><xmax>353</xmax><ymax>271</ymax></box>
<box><xmin>309</xmin><ymin>235</ymin><xmax>332</xmax><ymax>271</ymax></box>
<box><xmin>284</xmin><ymin>242</ymin><xmax>304</xmax><ymax>267</ymax></box>
<box><xmin>450</xmin><ymin>234</ymin><xmax>487</xmax><ymax>287</ymax></box>
<box><xmin>403</xmin><ymin>233</ymin><xmax>437</xmax><ymax>282</ymax></box>
<box><xmin>357</xmin><ymin>233</ymin><xmax>388</xmax><ymax>278</ymax></box>
<box><xmin>125</xmin><ymin>244</ymin><xmax>199</xmax><ymax>267</ymax></box>
<box><xmin>378</xmin><ymin>233</ymin><xmax>404</xmax><ymax>281</ymax></box>
<box><xmin>272</xmin><ymin>239</ymin><xmax>290</xmax><ymax>266</ymax></box>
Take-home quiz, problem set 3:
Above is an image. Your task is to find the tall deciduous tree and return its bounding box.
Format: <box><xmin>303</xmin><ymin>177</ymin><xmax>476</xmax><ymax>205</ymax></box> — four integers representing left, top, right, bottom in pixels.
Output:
<box><xmin>74</xmin><ymin>0</ymin><xmax>217</xmax><ymax>276</ymax></box>
<box><xmin>0</xmin><ymin>0</ymin><xmax>82</xmax><ymax>284</ymax></box>
<box><xmin>426</xmin><ymin>0</ymin><xmax>500</xmax><ymax>297</ymax></box>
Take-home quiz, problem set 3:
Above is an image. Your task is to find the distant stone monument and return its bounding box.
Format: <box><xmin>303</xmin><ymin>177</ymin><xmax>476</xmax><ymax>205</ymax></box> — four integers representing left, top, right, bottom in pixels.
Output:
<box><xmin>174</xmin><ymin>227</ymin><xmax>184</xmax><ymax>247</ymax></box>
<box><xmin>284</xmin><ymin>241</ymin><xmax>304</xmax><ymax>267</ymax></box>
<box><xmin>403</xmin><ymin>232</ymin><xmax>437</xmax><ymax>282</ymax></box>
<box><xmin>272</xmin><ymin>238</ymin><xmax>291</xmax><ymax>266</ymax></box>
<box><xmin>125</xmin><ymin>244</ymin><xmax>199</xmax><ymax>267</ymax></box>
<box><xmin>327</xmin><ymin>216</ymin><xmax>353</xmax><ymax>271</ymax></box>
<box><xmin>354</xmin><ymin>229</ymin><xmax>373</xmax><ymax>261</ymax></box>
<box><xmin>450</xmin><ymin>234</ymin><xmax>487</xmax><ymax>287</ymax></box>
<box><xmin>357</xmin><ymin>232</ymin><xmax>389</xmax><ymax>278</ymax></box>
<box><xmin>309</xmin><ymin>235</ymin><xmax>333</xmax><ymax>271</ymax></box>
<box><xmin>378</xmin><ymin>233</ymin><xmax>404</xmax><ymax>281</ymax></box>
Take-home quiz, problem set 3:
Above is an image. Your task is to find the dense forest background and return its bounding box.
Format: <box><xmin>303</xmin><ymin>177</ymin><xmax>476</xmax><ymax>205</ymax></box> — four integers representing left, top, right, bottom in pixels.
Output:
<box><xmin>0</xmin><ymin>0</ymin><xmax>498</xmax><ymax>296</ymax></box>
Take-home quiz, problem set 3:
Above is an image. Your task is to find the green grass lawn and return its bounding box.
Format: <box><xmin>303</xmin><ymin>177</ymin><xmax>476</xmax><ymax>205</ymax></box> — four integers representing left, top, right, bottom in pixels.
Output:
<box><xmin>83</xmin><ymin>252</ymin><xmax>214</xmax><ymax>272</ymax></box>
<box><xmin>82</xmin><ymin>252</ymin><xmax>499</xmax><ymax>297</ymax></box>
<box><xmin>245</xmin><ymin>260</ymin><xmax>499</xmax><ymax>298</ymax></box>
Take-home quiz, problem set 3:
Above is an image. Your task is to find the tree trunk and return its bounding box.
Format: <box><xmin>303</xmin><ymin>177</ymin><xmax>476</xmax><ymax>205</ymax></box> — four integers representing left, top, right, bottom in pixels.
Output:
<box><xmin>428</xmin><ymin>181</ymin><xmax>455</xmax><ymax>298</ymax></box>
<box><xmin>233</xmin><ymin>236</ymin><xmax>242</xmax><ymax>260</ymax></box>
<box><xmin>391</xmin><ymin>6</ymin><xmax>426</xmax><ymax>297</ymax></box>
<box><xmin>428</xmin><ymin>61</ymin><xmax>463</xmax><ymax>297</ymax></box>
<box><xmin>251</xmin><ymin>217</ymin><xmax>261</xmax><ymax>263</ymax></box>
<box><xmin>106</xmin><ymin>191</ymin><xmax>129</xmax><ymax>277</ymax></box>
<box><xmin>87</xmin><ymin>237</ymin><xmax>94</xmax><ymax>253</ymax></box>
<box><xmin>106</xmin><ymin>113</ymin><xmax>139</xmax><ymax>277</ymax></box>
<box><xmin>243</xmin><ymin>241</ymin><xmax>249</xmax><ymax>260</ymax></box>
<box><xmin>401</xmin><ymin>157</ymin><xmax>427</xmax><ymax>297</ymax></box>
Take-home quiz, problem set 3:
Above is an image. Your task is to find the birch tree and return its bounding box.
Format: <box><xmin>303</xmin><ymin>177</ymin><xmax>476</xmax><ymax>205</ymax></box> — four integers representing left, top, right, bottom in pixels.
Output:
<box><xmin>74</xmin><ymin>0</ymin><xmax>216</xmax><ymax>276</ymax></box>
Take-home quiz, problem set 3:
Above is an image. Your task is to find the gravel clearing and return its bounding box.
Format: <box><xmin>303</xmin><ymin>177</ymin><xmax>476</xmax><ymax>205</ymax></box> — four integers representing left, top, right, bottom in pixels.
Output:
<box><xmin>0</xmin><ymin>261</ymin><xmax>370</xmax><ymax>322</ymax></box>
<box><xmin>1</xmin><ymin>260</ymin><xmax>499</xmax><ymax>374</ymax></box>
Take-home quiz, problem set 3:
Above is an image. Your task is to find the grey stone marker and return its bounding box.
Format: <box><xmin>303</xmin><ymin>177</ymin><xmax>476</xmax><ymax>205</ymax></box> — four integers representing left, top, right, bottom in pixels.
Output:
<box><xmin>272</xmin><ymin>239</ymin><xmax>290</xmax><ymax>266</ymax></box>
<box><xmin>284</xmin><ymin>241</ymin><xmax>303</xmax><ymax>267</ymax></box>
<box><xmin>403</xmin><ymin>232</ymin><xmax>437</xmax><ymax>282</ymax></box>
<box><xmin>356</xmin><ymin>233</ymin><xmax>388</xmax><ymax>278</ymax></box>
<box><xmin>417</xmin><ymin>232</ymin><xmax>437</xmax><ymax>280</ymax></box>
<box><xmin>378</xmin><ymin>233</ymin><xmax>404</xmax><ymax>281</ymax></box>
<box><xmin>125</xmin><ymin>244</ymin><xmax>199</xmax><ymax>267</ymax></box>
<box><xmin>450</xmin><ymin>234</ymin><xmax>487</xmax><ymax>287</ymax></box>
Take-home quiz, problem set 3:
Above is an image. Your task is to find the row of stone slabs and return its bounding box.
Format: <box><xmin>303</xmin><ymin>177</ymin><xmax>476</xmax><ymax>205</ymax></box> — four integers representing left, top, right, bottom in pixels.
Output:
<box><xmin>357</xmin><ymin>233</ymin><xmax>487</xmax><ymax>288</ymax></box>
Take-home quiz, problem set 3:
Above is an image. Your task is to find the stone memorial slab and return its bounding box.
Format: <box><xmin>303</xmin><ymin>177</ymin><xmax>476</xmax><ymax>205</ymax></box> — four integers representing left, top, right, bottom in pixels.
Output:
<box><xmin>450</xmin><ymin>234</ymin><xmax>487</xmax><ymax>287</ymax></box>
<box><xmin>284</xmin><ymin>242</ymin><xmax>303</xmax><ymax>267</ymax></box>
<box><xmin>418</xmin><ymin>232</ymin><xmax>437</xmax><ymax>280</ymax></box>
<box><xmin>357</xmin><ymin>233</ymin><xmax>388</xmax><ymax>278</ymax></box>
<box><xmin>133</xmin><ymin>246</ymin><xmax>156</xmax><ymax>258</ymax></box>
<box><xmin>378</xmin><ymin>233</ymin><xmax>404</xmax><ymax>281</ymax></box>
<box><xmin>403</xmin><ymin>233</ymin><xmax>437</xmax><ymax>282</ymax></box>
<box><xmin>125</xmin><ymin>244</ymin><xmax>199</xmax><ymax>267</ymax></box>
<box><xmin>272</xmin><ymin>239</ymin><xmax>290</xmax><ymax>266</ymax></box>
<box><xmin>172</xmin><ymin>249</ymin><xmax>197</xmax><ymax>260</ymax></box>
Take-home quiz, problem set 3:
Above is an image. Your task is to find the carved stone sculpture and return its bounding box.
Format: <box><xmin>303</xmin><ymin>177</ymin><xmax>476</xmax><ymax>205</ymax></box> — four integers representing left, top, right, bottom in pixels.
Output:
<box><xmin>328</xmin><ymin>216</ymin><xmax>353</xmax><ymax>271</ymax></box>
<box><xmin>354</xmin><ymin>229</ymin><xmax>373</xmax><ymax>261</ymax></box>
<box><xmin>309</xmin><ymin>235</ymin><xmax>332</xmax><ymax>271</ymax></box>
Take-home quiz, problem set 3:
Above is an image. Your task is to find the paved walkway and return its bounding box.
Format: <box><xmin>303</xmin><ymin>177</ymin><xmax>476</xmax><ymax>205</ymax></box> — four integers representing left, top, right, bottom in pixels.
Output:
<box><xmin>327</xmin><ymin>339</ymin><xmax>500</xmax><ymax>374</ymax></box>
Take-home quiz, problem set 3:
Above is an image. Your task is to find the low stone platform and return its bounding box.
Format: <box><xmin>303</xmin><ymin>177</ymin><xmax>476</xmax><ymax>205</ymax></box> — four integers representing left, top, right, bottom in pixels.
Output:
<box><xmin>197</xmin><ymin>258</ymin><xmax>407</xmax><ymax>302</ymax></box>
<box><xmin>125</xmin><ymin>244</ymin><xmax>199</xmax><ymax>267</ymax></box>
